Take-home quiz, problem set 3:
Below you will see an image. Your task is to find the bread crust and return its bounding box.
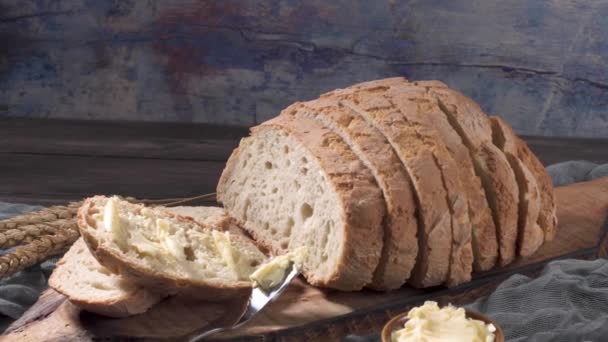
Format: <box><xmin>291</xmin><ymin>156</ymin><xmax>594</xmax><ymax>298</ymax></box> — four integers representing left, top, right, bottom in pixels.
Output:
<box><xmin>65</xmin><ymin>287</ymin><xmax>161</xmax><ymax>318</ymax></box>
<box><xmin>387</xmin><ymin>83</ymin><xmax>498</xmax><ymax>272</ymax></box>
<box><xmin>491</xmin><ymin>116</ymin><xmax>544</xmax><ymax>257</ymax></box>
<box><xmin>384</xmin><ymin>85</ymin><xmax>474</xmax><ymax>286</ymax></box>
<box><xmin>319</xmin><ymin>85</ymin><xmax>452</xmax><ymax>288</ymax></box>
<box><xmin>323</xmin><ymin>77</ymin><xmax>409</xmax><ymax>98</ymax></box>
<box><xmin>78</xmin><ymin>196</ymin><xmax>256</xmax><ymax>301</ymax></box>
<box><xmin>417</xmin><ymin>82</ymin><xmax>520</xmax><ymax>267</ymax></box>
<box><xmin>514</xmin><ymin>137</ymin><xmax>558</xmax><ymax>241</ymax></box>
<box><xmin>49</xmin><ymin>238</ymin><xmax>162</xmax><ymax>318</ymax></box>
<box><xmin>475</xmin><ymin>143</ymin><xmax>520</xmax><ymax>265</ymax></box>
<box><xmin>513</xmin><ymin>157</ymin><xmax>543</xmax><ymax>256</ymax></box>
<box><xmin>281</xmin><ymin>97</ymin><xmax>418</xmax><ymax>290</ymax></box>
<box><xmin>258</xmin><ymin>115</ymin><xmax>385</xmax><ymax>290</ymax></box>
<box><xmin>327</xmin><ymin>79</ymin><xmax>496</xmax><ymax>276</ymax></box>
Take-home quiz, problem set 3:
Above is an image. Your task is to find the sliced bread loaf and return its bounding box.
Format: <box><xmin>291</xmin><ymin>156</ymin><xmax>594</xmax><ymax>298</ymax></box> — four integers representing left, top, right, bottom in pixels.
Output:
<box><xmin>49</xmin><ymin>238</ymin><xmax>162</xmax><ymax>318</ymax></box>
<box><xmin>78</xmin><ymin>196</ymin><xmax>267</xmax><ymax>300</ymax></box>
<box><xmin>316</xmin><ymin>86</ymin><xmax>452</xmax><ymax>288</ymax></box>
<box><xmin>491</xmin><ymin>116</ymin><xmax>544</xmax><ymax>256</ymax></box>
<box><xmin>416</xmin><ymin>81</ymin><xmax>520</xmax><ymax>267</ymax></box>
<box><xmin>386</xmin><ymin>91</ymin><xmax>473</xmax><ymax>287</ymax></box>
<box><xmin>280</xmin><ymin>98</ymin><xmax>418</xmax><ymax>290</ymax></box>
<box><xmin>217</xmin><ymin>115</ymin><xmax>385</xmax><ymax>291</ymax></box>
<box><xmin>386</xmin><ymin>81</ymin><xmax>498</xmax><ymax>272</ymax></box>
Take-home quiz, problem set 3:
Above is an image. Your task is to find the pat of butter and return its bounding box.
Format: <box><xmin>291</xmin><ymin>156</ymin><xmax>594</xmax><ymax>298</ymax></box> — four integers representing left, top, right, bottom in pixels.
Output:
<box><xmin>103</xmin><ymin>197</ymin><xmax>121</xmax><ymax>233</ymax></box>
<box><xmin>140</xmin><ymin>208</ymin><xmax>154</xmax><ymax>217</ymax></box>
<box><xmin>157</xmin><ymin>218</ymin><xmax>186</xmax><ymax>260</ymax></box>
<box><xmin>131</xmin><ymin>230</ymin><xmax>160</xmax><ymax>256</ymax></box>
<box><xmin>103</xmin><ymin>197</ymin><xmax>128</xmax><ymax>249</ymax></box>
<box><xmin>212</xmin><ymin>230</ymin><xmax>238</xmax><ymax>275</ymax></box>
<box><xmin>250</xmin><ymin>247</ymin><xmax>307</xmax><ymax>290</ymax></box>
<box><xmin>391</xmin><ymin>301</ymin><xmax>496</xmax><ymax>342</ymax></box>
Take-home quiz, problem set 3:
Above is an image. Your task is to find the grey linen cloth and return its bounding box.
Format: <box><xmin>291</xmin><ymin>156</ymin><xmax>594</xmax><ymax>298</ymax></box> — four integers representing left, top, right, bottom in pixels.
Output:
<box><xmin>340</xmin><ymin>161</ymin><xmax>608</xmax><ymax>342</ymax></box>
<box><xmin>0</xmin><ymin>202</ymin><xmax>55</xmax><ymax>332</ymax></box>
<box><xmin>1</xmin><ymin>162</ymin><xmax>607</xmax><ymax>338</ymax></box>
<box><xmin>547</xmin><ymin>160</ymin><xmax>608</xmax><ymax>187</ymax></box>
<box><xmin>345</xmin><ymin>259</ymin><xmax>608</xmax><ymax>342</ymax></box>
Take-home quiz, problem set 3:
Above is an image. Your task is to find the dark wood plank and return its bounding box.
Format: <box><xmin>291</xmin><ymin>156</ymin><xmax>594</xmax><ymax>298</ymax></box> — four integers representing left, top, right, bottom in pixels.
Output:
<box><xmin>522</xmin><ymin>135</ymin><xmax>608</xmax><ymax>166</ymax></box>
<box><xmin>0</xmin><ymin>154</ymin><xmax>224</xmax><ymax>203</ymax></box>
<box><xmin>2</xmin><ymin>118</ymin><xmax>608</xmax><ymax>205</ymax></box>
<box><xmin>2</xmin><ymin>119</ymin><xmax>606</xmax><ymax>164</ymax></box>
<box><xmin>0</xmin><ymin>117</ymin><xmax>248</xmax><ymax>161</ymax></box>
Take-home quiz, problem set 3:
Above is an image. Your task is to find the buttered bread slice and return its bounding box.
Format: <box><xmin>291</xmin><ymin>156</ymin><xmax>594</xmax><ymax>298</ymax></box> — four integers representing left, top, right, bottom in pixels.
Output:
<box><xmin>78</xmin><ymin>196</ymin><xmax>267</xmax><ymax>300</ymax></box>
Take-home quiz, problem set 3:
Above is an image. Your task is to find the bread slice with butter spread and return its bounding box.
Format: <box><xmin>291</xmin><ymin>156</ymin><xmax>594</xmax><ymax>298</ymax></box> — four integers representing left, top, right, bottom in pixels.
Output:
<box><xmin>78</xmin><ymin>196</ymin><xmax>267</xmax><ymax>300</ymax></box>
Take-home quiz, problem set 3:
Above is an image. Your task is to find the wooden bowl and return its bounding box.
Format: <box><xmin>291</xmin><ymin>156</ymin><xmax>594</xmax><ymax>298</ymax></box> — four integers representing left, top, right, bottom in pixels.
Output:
<box><xmin>381</xmin><ymin>308</ymin><xmax>504</xmax><ymax>342</ymax></box>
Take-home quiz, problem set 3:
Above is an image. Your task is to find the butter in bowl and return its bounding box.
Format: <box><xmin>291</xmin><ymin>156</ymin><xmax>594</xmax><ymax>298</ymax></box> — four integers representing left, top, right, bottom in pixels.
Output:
<box><xmin>382</xmin><ymin>301</ymin><xmax>504</xmax><ymax>342</ymax></box>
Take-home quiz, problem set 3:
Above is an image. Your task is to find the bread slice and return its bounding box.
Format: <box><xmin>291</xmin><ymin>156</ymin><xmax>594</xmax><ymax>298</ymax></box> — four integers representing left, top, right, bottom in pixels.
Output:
<box><xmin>279</xmin><ymin>99</ymin><xmax>418</xmax><ymax>290</ymax></box>
<box><xmin>385</xmin><ymin>81</ymin><xmax>498</xmax><ymax>272</ymax></box>
<box><xmin>78</xmin><ymin>196</ymin><xmax>267</xmax><ymax>300</ymax></box>
<box><xmin>491</xmin><ymin>116</ymin><xmax>544</xmax><ymax>257</ymax></box>
<box><xmin>49</xmin><ymin>238</ymin><xmax>163</xmax><ymax>318</ymax></box>
<box><xmin>416</xmin><ymin>81</ymin><xmax>520</xmax><ymax>267</ymax></box>
<box><xmin>387</xmin><ymin>92</ymin><xmax>473</xmax><ymax>287</ymax></box>
<box><xmin>312</xmin><ymin>87</ymin><xmax>452</xmax><ymax>288</ymax></box>
<box><xmin>217</xmin><ymin>115</ymin><xmax>385</xmax><ymax>291</ymax></box>
<box><xmin>514</xmin><ymin>137</ymin><xmax>558</xmax><ymax>241</ymax></box>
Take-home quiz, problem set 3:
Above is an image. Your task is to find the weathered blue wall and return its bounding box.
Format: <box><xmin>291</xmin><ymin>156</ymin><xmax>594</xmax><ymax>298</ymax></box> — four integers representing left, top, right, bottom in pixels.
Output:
<box><xmin>1</xmin><ymin>0</ymin><xmax>607</xmax><ymax>137</ymax></box>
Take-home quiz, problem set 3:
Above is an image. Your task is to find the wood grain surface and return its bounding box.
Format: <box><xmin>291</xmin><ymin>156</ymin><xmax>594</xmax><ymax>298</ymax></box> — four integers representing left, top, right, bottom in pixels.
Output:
<box><xmin>2</xmin><ymin>118</ymin><xmax>607</xmax><ymax>206</ymax></box>
<box><xmin>4</xmin><ymin>177</ymin><xmax>607</xmax><ymax>341</ymax></box>
<box><xmin>2</xmin><ymin>1</ymin><xmax>608</xmax><ymax>137</ymax></box>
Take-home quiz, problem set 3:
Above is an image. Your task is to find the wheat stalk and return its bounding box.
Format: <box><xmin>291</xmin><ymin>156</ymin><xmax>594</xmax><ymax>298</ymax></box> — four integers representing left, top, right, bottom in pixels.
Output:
<box><xmin>0</xmin><ymin>229</ymin><xmax>80</xmax><ymax>279</ymax></box>
<box><xmin>0</xmin><ymin>202</ymin><xmax>81</xmax><ymax>232</ymax></box>
<box><xmin>0</xmin><ymin>220</ymin><xmax>76</xmax><ymax>249</ymax></box>
<box><xmin>0</xmin><ymin>194</ymin><xmax>215</xmax><ymax>279</ymax></box>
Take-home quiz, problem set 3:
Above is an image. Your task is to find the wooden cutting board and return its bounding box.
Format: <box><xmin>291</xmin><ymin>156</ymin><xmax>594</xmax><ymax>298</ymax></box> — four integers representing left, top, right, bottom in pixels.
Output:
<box><xmin>4</xmin><ymin>177</ymin><xmax>608</xmax><ymax>342</ymax></box>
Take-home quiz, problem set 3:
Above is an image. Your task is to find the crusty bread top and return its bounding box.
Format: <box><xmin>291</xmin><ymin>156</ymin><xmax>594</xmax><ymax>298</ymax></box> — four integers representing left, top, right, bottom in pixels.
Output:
<box><xmin>320</xmin><ymin>85</ymin><xmax>452</xmax><ymax>288</ymax></box>
<box><xmin>412</xmin><ymin>81</ymin><xmax>520</xmax><ymax>267</ymax></box>
<box><xmin>491</xmin><ymin>116</ymin><xmax>544</xmax><ymax>257</ymax></box>
<box><xmin>515</xmin><ymin>137</ymin><xmax>558</xmax><ymax>241</ymax></box>
<box><xmin>385</xmin><ymin>81</ymin><xmax>498</xmax><ymax>272</ymax></box>
<box><xmin>384</xmin><ymin>85</ymin><xmax>473</xmax><ymax>286</ymax></box>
